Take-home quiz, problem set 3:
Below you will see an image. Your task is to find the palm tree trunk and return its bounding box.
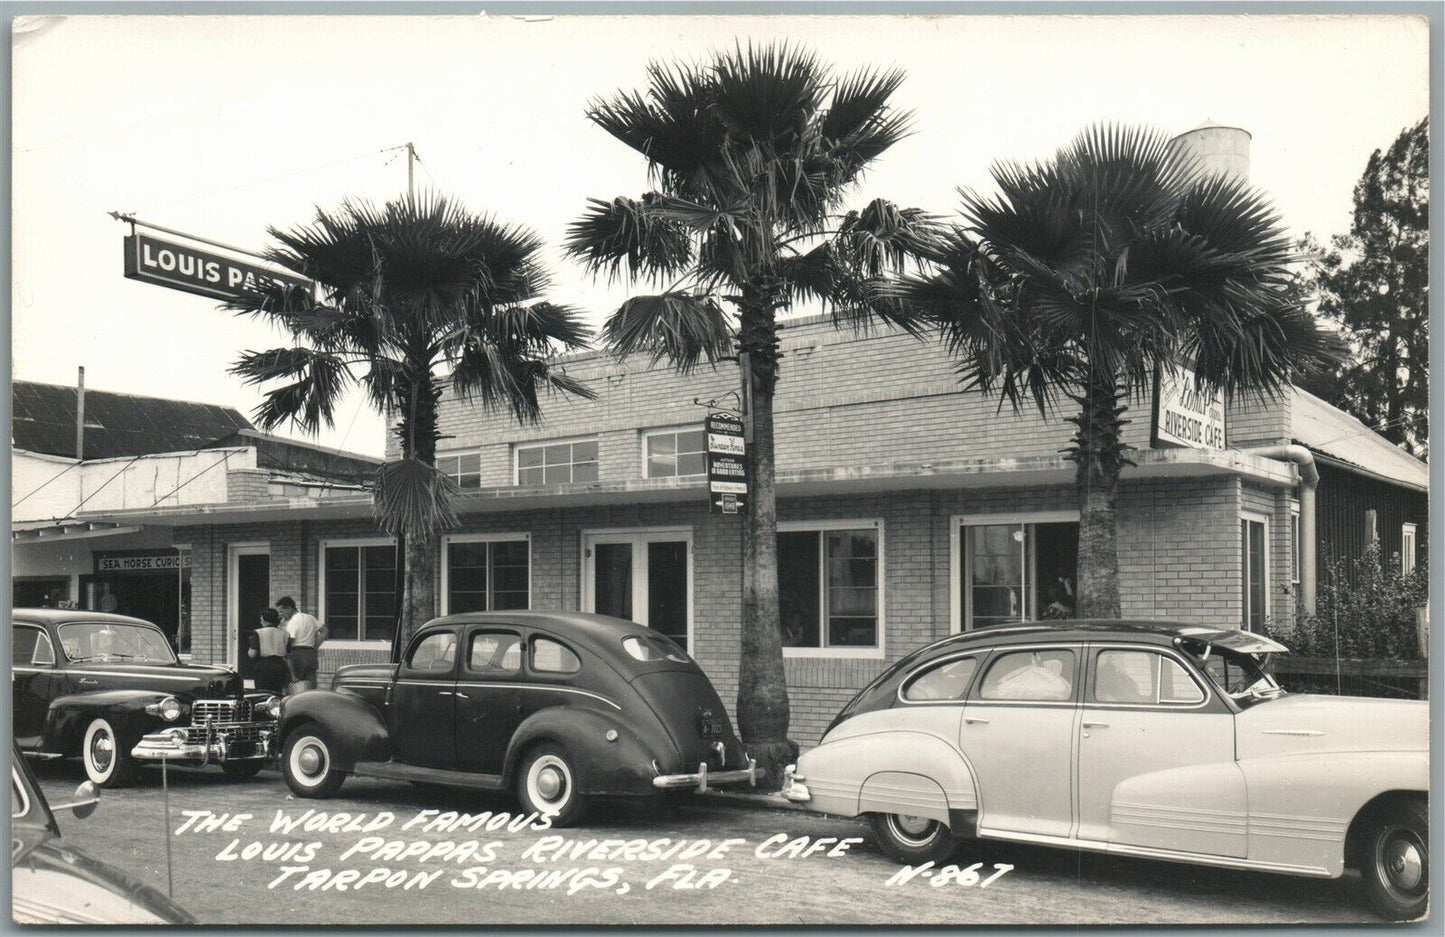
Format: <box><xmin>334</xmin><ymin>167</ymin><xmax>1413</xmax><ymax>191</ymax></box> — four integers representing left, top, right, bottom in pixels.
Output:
<box><xmin>735</xmin><ymin>279</ymin><xmax>798</xmax><ymax>788</ymax></box>
<box><xmin>395</xmin><ymin>379</ymin><xmax>443</xmax><ymax>651</ymax></box>
<box><xmin>1070</xmin><ymin>366</ymin><xmax>1128</xmax><ymax>619</ymax></box>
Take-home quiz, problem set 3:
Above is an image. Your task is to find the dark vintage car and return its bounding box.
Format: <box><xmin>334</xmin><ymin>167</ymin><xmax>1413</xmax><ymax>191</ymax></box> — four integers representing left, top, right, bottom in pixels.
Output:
<box><xmin>783</xmin><ymin>621</ymin><xmax>1429</xmax><ymax>921</ymax></box>
<box><xmin>11</xmin><ymin>744</ymin><xmax>195</xmax><ymax>923</ymax></box>
<box><xmin>277</xmin><ymin>610</ymin><xmax>756</xmax><ymax>824</ymax></box>
<box><xmin>12</xmin><ymin>609</ymin><xmax>280</xmax><ymax>787</ymax></box>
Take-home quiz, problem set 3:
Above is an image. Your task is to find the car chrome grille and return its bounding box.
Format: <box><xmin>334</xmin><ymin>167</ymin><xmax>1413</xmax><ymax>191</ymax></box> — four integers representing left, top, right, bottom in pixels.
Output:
<box><xmin>184</xmin><ymin>722</ymin><xmax>270</xmax><ymax>744</ymax></box>
<box><xmin>192</xmin><ymin>699</ymin><xmax>253</xmax><ymax>723</ymax></box>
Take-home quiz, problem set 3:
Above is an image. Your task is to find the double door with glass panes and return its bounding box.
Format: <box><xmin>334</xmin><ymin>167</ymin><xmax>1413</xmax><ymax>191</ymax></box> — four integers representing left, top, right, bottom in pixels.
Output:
<box><xmin>583</xmin><ymin>532</ymin><xmax>690</xmax><ymax>652</ymax></box>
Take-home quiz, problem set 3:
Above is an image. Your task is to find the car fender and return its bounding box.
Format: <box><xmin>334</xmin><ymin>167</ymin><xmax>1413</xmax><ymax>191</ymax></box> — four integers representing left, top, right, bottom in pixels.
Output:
<box><xmin>278</xmin><ymin>690</ymin><xmax>391</xmax><ymax>771</ymax></box>
<box><xmin>1239</xmin><ymin>751</ymin><xmax>1428</xmax><ymax>876</ymax></box>
<box><xmin>796</xmin><ymin>729</ymin><xmax>978</xmax><ymax>830</ymax></box>
<box><xmin>44</xmin><ymin>691</ymin><xmax>171</xmax><ymax>756</ymax></box>
<box><xmin>504</xmin><ymin>707</ymin><xmax>657</xmax><ymax>796</ymax></box>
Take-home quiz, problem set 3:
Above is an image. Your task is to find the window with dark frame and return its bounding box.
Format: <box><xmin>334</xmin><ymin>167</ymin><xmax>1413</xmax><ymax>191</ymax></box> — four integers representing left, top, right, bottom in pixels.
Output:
<box><xmin>516</xmin><ymin>439</ymin><xmax>599</xmax><ymax>486</ymax></box>
<box><xmin>446</xmin><ymin>539</ymin><xmax>529</xmax><ymax>613</ymax></box>
<box><xmin>1241</xmin><ymin>518</ymin><xmax>1267</xmax><ymax>632</ymax></box>
<box><xmin>778</xmin><ymin>526</ymin><xmax>879</xmax><ymax>650</ymax></box>
<box><xmin>1402</xmin><ymin>523</ymin><xmax>1417</xmax><ymax>574</ymax></box>
<box><xmin>324</xmin><ymin>543</ymin><xmax>399</xmax><ymax>643</ymax></box>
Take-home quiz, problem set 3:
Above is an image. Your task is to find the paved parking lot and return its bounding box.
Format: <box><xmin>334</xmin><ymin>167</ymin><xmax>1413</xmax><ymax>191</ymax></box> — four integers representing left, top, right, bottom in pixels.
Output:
<box><xmin>33</xmin><ymin>760</ymin><xmax>1373</xmax><ymax>926</ymax></box>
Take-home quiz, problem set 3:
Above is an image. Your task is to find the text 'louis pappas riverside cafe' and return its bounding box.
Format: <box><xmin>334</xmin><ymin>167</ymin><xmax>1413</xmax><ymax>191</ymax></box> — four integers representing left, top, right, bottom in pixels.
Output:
<box><xmin>10</xmin><ymin>127</ymin><xmax>1427</xmax><ymax>744</ymax></box>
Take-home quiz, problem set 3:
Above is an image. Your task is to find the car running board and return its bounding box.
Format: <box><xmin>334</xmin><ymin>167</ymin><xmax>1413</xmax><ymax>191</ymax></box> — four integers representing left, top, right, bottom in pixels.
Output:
<box><xmin>352</xmin><ymin>761</ymin><xmax>508</xmax><ymax>791</ymax></box>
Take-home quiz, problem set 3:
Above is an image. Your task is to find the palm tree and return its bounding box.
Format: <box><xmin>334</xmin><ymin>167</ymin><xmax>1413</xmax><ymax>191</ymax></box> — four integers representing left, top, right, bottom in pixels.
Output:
<box><xmin>898</xmin><ymin>125</ymin><xmax>1343</xmax><ymax>618</ymax></box>
<box><xmin>229</xmin><ymin>193</ymin><xmax>594</xmax><ymax>649</ymax></box>
<box><xmin>566</xmin><ymin>44</ymin><xmax>939</xmax><ymax>784</ymax></box>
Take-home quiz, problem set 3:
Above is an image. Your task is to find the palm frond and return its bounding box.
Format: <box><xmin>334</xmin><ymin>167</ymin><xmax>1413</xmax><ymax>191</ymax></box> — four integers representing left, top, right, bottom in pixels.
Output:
<box><xmin>565</xmin><ymin>195</ymin><xmax>694</xmax><ymax>283</ymax></box>
<box><xmin>373</xmin><ymin>458</ymin><xmax>460</xmax><ymax>539</ymax></box>
<box><xmin>601</xmin><ymin>293</ymin><xmax>734</xmax><ymax>372</ymax></box>
<box><xmin>230</xmin><ymin>347</ymin><xmax>352</xmax><ymax>433</ymax></box>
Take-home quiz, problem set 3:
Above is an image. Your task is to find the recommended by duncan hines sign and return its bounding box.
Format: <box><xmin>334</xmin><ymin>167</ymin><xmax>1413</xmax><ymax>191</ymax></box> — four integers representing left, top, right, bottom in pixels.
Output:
<box><xmin>124</xmin><ymin>232</ymin><xmax>311</xmax><ymax>302</ymax></box>
<box><xmin>1153</xmin><ymin>363</ymin><xmax>1226</xmax><ymax>450</ymax></box>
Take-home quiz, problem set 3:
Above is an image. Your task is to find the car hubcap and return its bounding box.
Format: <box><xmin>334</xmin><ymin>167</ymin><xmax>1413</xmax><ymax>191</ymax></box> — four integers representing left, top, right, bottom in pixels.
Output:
<box><xmin>529</xmin><ymin>755</ymin><xmax>570</xmax><ymax>808</ymax></box>
<box><xmin>90</xmin><ymin>732</ymin><xmax>113</xmax><ymax>772</ymax></box>
<box><xmin>889</xmin><ymin>814</ymin><xmax>936</xmax><ymax>846</ymax></box>
<box><xmin>1378</xmin><ymin>829</ymin><xmax>1425</xmax><ymax>895</ymax></box>
<box><xmin>292</xmin><ymin>738</ymin><xmax>327</xmax><ymax>783</ymax></box>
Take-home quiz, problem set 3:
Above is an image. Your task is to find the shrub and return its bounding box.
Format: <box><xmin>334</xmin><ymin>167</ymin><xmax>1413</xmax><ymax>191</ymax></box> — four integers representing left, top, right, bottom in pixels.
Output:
<box><xmin>1265</xmin><ymin>539</ymin><xmax>1428</xmax><ymax>660</ymax></box>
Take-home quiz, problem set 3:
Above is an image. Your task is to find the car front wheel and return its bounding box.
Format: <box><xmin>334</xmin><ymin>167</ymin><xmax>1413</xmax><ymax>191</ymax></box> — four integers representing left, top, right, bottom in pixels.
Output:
<box><xmin>82</xmin><ymin>718</ymin><xmax>135</xmax><ymax>788</ymax></box>
<box><xmin>1361</xmin><ymin>798</ymin><xmax>1428</xmax><ymax>920</ymax></box>
<box><xmin>281</xmin><ymin>725</ymin><xmax>345</xmax><ymax>798</ymax></box>
<box><xmin>517</xmin><ymin>743</ymin><xmax>584</xmax><ymax>827</ymax></box>
<box><xmin>869</xmin><ymin>812</ymin><xmax>959</xmax><ymax>865</ymax></box>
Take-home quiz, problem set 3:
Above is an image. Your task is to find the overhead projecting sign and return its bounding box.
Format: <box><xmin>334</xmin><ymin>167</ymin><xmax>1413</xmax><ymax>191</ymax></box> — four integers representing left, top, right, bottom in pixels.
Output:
<box><xmin>1152</xmin><ymin>363</ymin><xmax>1226</xmax><ymax>451</ymax></box>
<box><xmin>123</xmin><ymin>233</ymin><xmax>311</xmax><ymax>302</ymax></box>
<box><xmin>705</xmin><ymin>414</ymin><xmax>748</xmax><ymax>515</ymax></box>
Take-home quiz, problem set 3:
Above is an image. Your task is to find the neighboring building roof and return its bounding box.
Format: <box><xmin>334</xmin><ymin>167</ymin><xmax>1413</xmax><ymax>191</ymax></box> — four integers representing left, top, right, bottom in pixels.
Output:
<box><xmin>12</xmin><ymin>381</ymin><xmax>253</xmax><ymax>460</ymax></box>
<box><xmin>206</xmin><ymin>429</ymin><xmax>381</xmax><ymax>485</ymax></box>
<box><xmin>1291</xmin><ymin>388</ymin><xmax>1428</xmax><ymax>492</ymax></box>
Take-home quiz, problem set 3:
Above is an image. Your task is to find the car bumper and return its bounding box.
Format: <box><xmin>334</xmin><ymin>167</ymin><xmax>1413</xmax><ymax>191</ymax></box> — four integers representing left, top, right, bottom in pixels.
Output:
<box><xmin>652</xmin><ymin>758</ymin><xmax>757</xmax><ymax>792</ymax></box>
<box><xmin>131</xmin><ymin>724</ymin><xmax>276</xmax><ymax>764</ymax></box>
<box><xmin>780</xmin><ymin>764</ymin><xmax>811</xmax><ymax>803</ymax></box>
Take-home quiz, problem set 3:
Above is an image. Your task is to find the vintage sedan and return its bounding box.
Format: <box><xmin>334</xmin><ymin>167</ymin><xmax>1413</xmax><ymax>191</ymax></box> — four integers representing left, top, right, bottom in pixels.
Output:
<box><xmin>276</xmin><ymin>610</ymin><xmax>756</xmax><ymax>824</ymax></box>
<box><xmin>13</xmin><ymin>609</ymin><xmax>279</xmax><ymax>786</ymax></box>
<box><xmin>11</xmin><ymin>743</ymin><xmax>195</xmax><ymax>923</ymax></box>
<box><xmin>782</xmin><ymin>621</ymin><xmax>1428</xmax><ymax>920</ymax></box>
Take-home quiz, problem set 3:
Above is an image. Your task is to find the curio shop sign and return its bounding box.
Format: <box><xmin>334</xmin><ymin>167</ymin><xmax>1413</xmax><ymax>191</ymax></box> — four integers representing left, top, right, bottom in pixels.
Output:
<box><xmin>123</xmin><ymin>232</ymin><xmax>311</xmax><ymax>302</ymax></box>
<box><xmin>1152</xmin><ymin>363</ymin><xmax>1226</xmax><ymax>451</ymax></box>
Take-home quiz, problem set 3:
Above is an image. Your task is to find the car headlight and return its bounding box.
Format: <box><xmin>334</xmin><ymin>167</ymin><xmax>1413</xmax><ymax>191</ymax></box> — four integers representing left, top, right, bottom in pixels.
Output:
<box><xmin>145</xmin><ymin>697</ymin><xmax>184</xmax><ymax>722</ymax></box>
<box><xmin>253</xmin><ymin>695</ymin><xmax>282</xmax><ymax>719</ymax></box>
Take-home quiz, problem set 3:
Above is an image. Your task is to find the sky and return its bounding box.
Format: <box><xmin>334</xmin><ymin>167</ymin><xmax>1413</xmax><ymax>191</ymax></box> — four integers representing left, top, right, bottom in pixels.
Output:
<box><xmin>10</xmin><ymin>12</ymin><xmax>1431</xmax><ymax>458</ymax></box>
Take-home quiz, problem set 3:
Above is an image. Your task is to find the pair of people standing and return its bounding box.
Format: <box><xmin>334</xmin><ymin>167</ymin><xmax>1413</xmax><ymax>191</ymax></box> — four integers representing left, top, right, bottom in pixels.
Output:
<box><xmin>247</xmin><ymin>596</ymin><xmax>326</xmax><ymax>695</ymax></box>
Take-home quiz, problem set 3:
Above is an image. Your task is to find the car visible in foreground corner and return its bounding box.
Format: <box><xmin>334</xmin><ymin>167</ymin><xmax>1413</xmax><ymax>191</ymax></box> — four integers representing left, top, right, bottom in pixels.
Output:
<box><xmin>782</xmin><ymin>621</ymin><xmax>1428</xmax><ymax>921</ymax></box>
<box><xmin>11</xmin><ymin>744</ymin><xmax>195</xmax><ymax>924</ymax></box>
<box><xmin>276</xmin><ymin>610</ymin><xmax>755</xmax><ymax>824</ymax></box>
<box><xmin>13</xmin><ymin>609</ymin><xmax>280</xmax><ymax>786</ymax></box>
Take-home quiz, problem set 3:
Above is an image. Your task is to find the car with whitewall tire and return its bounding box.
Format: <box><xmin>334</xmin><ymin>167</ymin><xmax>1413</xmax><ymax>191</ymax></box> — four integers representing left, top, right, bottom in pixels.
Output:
<box><xmin>782</xmin><ymin>621</ymin><xmax>1429</xmax><ymax>921</ymax></box>
<box><xmin>276</xmin><ymin>610</ymin><xmax>756</xmax><ymax>824</ymax></box>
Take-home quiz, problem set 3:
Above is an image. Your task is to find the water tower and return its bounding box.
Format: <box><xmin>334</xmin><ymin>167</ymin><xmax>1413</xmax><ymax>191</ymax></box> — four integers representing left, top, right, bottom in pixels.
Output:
<box><xmin>1168</xmin><ymin>121</ymin><xmax>1251</xmax><ymax>181</ymax></box>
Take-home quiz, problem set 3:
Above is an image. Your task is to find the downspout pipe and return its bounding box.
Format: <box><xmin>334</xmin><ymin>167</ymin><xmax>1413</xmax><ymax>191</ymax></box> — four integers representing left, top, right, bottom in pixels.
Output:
<box><xmin>1242</xmin><ymin>445</ymin><xmax>1318</xmax><ymax>616</ymax></box>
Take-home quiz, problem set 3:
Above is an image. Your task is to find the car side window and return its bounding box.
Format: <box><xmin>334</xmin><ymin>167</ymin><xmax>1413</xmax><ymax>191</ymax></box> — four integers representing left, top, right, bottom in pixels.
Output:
<box><xmin>530</xmin><ymin>637</ymin><xmax>581</xmax><ymax>675</ymax></box>
<box><xmin>1094</xmin><ymin>650</ymin><xmax>1205</xmax><ymax>705</ymax></box>
<box><xmin>406</xmin><ymin>632</ymin><xmax>458</xmax><ymax>674</ymax></box>
<box><xmin>467</xmin><ymin>631</ymin><xmax>522</xmax><ymax>675</ymax></box>
<box><xmin>902</xmin><ymin>657</ymin><xmax>978</xmax><ymax>701</ymax></box>
<box><xmin>12</xmin><ymin>626</ymin><xmax>40</xmax><ymax>666</ymax></box>
<box><xmin>977</xmin><ymin>649</ymin><xmax>1076</xmax><ymax>702</ymax></box>
<box><xmin>31</xmin><ymin>631</ymin><xmax>55</xmax><ymax>666</ymax></box>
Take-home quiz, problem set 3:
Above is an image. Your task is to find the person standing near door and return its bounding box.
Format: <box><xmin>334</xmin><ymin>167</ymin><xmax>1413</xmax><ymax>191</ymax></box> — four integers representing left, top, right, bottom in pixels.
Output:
<box><xmin>276</xmin><ymin>596</ymin><xmax>325</xmax><ymax>693</ymax></box>
<box><xmin>248</xmin><ymin>608</ymin><xmax>291</xmax><ymax>694</ymax></box>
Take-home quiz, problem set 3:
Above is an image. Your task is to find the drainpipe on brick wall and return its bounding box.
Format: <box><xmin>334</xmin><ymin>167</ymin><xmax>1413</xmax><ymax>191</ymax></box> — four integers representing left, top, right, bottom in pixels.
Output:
<box><xmin>1242</xmin><ymin>445</ymin><xmax>1318</xmax><ymax>616</ymax></box>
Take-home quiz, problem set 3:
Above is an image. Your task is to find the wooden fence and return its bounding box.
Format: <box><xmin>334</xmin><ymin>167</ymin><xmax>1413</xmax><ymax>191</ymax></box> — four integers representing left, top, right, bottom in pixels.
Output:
<box><xmin>1269</xmin><ymin>656</ymin><xmax>1429</xmax><ymax>700</ymax></box>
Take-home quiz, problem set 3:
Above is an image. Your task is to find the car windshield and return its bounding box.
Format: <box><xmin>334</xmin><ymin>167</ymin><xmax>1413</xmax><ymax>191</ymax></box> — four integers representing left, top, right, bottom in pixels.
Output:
<box><xmin>1179</xmin><ymin>639</ymin><xmax>1283</xmax><ymax>706</ymax></box>
<box><xmin>58</xmin><ymin>622</ymin><xmax>177</xmax><ymax>664</ymax></box>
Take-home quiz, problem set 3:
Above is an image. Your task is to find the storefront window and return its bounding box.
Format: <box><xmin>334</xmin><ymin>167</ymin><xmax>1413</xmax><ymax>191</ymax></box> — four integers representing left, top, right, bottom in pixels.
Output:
<box><xmin>778</xmin><ymin>525</ymin><xmax>880</xmax><ymax>651</ymax></box>
<box><xmin>516</xmin><ymin>439</ymin><xmax>598</xmax><ymax>486</ymax></box>
<box><xmin>644</xmin><ymin>428</ymin><xmax>707</xmax><ymax>478</ymax></box>
<box><xmin>961</xmin><ymin>520</ymin><xmax>1078</xmax><ymax>630</ymax></box>
<box><xmin>324</xmin><ymin>542</ymin><xmax>398</xmax><ymax>642</ymax></box>
<box><xmin>445</xmin><ymin>538</ymin><xmax>529</xmax><ymax>613</ymax></box>
<box><xmin>437</xmin><ymin>452</ymin><xmax>482</xmax><ymax>490</ymax></box>
<box><xmin>1241</xmin><ymin>516</ymin><xmax>1268</xmax><ymax>632</ymax></box>
<box><xmin>1401</xmin><ymin>523</ymin><xmax>1417</xmax><ymax>574</ymax></box>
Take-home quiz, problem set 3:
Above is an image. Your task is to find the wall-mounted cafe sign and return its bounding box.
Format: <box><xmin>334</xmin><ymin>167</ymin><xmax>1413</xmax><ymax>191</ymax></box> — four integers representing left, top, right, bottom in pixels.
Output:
<box><xmin>1152</xmin><ymin>363</ymin><xmax>1226</xmax><ymax>450</ymax></box>
<box><xmin>123</xmin><ymin>232</ymin><xmax>310</xmax><ymax>302</ymax></box>
<box><xmin>97</xmin><ymin>553</ymin><xmax>191</xmax><ymax>573</ymax></box>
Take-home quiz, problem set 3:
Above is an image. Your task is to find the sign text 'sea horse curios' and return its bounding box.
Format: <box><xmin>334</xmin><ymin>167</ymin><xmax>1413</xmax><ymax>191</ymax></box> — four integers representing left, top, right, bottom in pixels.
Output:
<box><xmin>123</xmin><ymin>232</ymin><xmax>311</xmax><ymax>302</ymax></box>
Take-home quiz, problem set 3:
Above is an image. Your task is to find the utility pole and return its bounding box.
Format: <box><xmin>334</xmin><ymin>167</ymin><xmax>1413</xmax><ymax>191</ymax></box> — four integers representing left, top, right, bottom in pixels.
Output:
<box><xmin>75</xmin><ymin>367</ymin><xmax>86</xmax><ymax>461</ymax></box>
<box><xmin>406</xmin><ymin>142</ymin><xmax>416</xmax><ymax>198</ymax></box>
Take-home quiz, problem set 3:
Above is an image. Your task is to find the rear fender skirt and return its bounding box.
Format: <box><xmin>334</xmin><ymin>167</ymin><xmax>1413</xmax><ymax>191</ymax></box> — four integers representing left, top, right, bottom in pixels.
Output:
<box><xmin>46</xmin><ymin>692</ymin><xmax>171</xmax><ymax>756</ymax></box>
<box><xmin>505</xmin><ymin>708</ymin><xmax>657</xmax><ymax>796</ymax></box>
<box><xmin>278</xmin><ymin>690</ymin><xmax>391</xmax><ymax>770</ymax></box>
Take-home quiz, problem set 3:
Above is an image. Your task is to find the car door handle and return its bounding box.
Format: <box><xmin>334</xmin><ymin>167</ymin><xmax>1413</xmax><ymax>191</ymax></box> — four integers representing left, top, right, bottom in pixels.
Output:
<box><xmin>1082</xmin><ymin>721</ymin><xmax>1109</xmax><ymax>729</ymax></box>
<box><xmin>964</xmin><ymin>717</ymin><xmax>990</xmax><ymax>725</ymax></box>
<box><xmin>454</xmin><ymin>691</ymin><xmax>470</xmax><ymax>700</ymax></box>
<box><xmin>437</xmin><ymin>690</ymin><xmax>453</xmax><ymax>696</ymax></box>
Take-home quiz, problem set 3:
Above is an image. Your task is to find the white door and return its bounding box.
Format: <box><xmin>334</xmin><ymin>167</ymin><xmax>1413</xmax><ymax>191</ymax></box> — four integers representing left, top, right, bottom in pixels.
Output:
<box><xmin>582</xmin><ymin>530</ymin><xmax>692</xmax><ymax>652</ymax></box>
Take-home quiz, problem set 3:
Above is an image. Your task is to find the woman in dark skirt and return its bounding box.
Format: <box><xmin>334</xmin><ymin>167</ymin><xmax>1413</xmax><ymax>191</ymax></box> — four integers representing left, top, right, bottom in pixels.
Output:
<box><xmin>248</xmin><ymin>608</ymin><xmax>291</xmax><ymax>694</ymax></box>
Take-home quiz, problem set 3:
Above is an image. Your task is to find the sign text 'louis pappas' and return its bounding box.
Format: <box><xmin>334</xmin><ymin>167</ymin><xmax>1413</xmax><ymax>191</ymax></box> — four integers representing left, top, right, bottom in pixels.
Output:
<box><xmin>123</xmin><ymin>232</ymin><xmax>311</xmax><ymax>302</ymax></box>
<box><xmin>705</xmin><ymin>414</ymin><xmax>748</xmax><ymax>516</ymax></box>
<box><xmin>1153</xmin><ymin>363</ymin><xmax>1226</xmax><ymax>451</ymax></box>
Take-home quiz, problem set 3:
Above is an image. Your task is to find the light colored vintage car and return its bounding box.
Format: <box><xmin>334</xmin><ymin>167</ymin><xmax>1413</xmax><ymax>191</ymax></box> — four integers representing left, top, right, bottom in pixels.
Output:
<box><xmin>782</xmin><ymin>621</ymin><xmax>1429</xmax><ymax>920</ymax></box>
